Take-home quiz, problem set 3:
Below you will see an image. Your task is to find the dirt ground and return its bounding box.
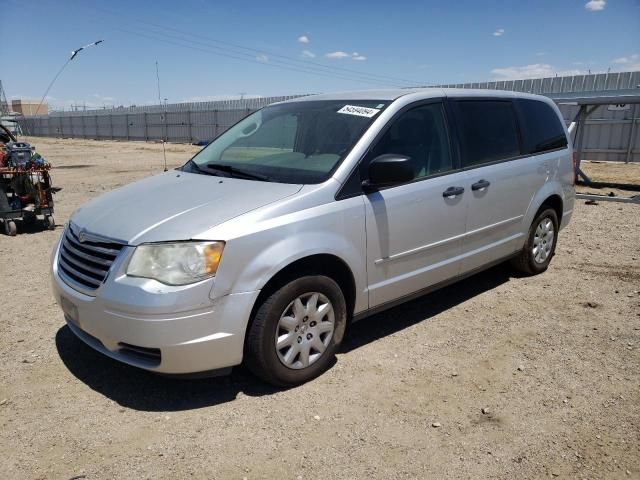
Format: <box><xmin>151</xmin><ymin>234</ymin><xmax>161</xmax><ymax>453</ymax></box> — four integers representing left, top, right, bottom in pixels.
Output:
<box><xmin>578</xmin><ymin>161</ymin><xmax>640</xmax><ymax>198</ymax></box>
<box><xmin>1</xmin><ymin>138</ymin><xmax>638</xmax><ymax>480</ymax></box>
<box><xmin>580</xmin><ymin>161</ymin><xmax>640</xmax><ymax>185</ymax></box>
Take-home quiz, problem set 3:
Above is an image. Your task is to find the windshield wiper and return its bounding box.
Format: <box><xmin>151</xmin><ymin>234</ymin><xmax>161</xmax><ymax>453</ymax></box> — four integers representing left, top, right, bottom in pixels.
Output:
<box><xmin>183</xmin><ymin>159</ymin><xmax>212</xmax><ymax>175</ymax></box>
<box><xmin>205</xmin><ymin>163</ymin><xmax>271</xmax><ymax>182</ymax></box>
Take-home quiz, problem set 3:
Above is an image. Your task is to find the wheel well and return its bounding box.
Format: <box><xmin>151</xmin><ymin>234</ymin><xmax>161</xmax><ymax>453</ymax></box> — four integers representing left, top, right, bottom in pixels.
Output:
<box><xmin>539</xmin><ymin>194</ymin><xmax>563</xmax><ymax>224</ymax></box>
<box><xmin>249</xmin><ymin>254</ymin><xmax>357</xmax><ymax>323</ymax></box>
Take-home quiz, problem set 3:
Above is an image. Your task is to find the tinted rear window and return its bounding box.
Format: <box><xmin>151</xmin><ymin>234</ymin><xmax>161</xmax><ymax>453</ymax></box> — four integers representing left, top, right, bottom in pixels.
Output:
<box><xmin>516</xmin><ymin>99</ymin><xmax>568</xmax><ymax>154</ymax></box>
<box><xmin>452</xmin><ymin>100</ymin><xmax>520</xmax><ymax>167</ymax></box>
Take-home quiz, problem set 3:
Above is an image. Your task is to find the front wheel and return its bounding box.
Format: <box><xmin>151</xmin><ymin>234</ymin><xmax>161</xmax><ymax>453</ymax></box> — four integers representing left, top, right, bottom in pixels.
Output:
<box><xmin>511</xmin><ymin>208</ymin><xmax>559</xmax><ymax>275</ymax></box>
<box><xmin>245</xmin><ymin>275</ymin><xmax>347</xmax><ymax>386</ymax></box>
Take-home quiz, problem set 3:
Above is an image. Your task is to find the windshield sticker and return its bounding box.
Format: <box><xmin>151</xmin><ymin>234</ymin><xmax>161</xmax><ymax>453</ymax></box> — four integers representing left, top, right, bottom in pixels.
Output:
<box><xmin>337</xmin><ymin>105</ymin><xmax>381</xmax><ymax>118</ymax></box>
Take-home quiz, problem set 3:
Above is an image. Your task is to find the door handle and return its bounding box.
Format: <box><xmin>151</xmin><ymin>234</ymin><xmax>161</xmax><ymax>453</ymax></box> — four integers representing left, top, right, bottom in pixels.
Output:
<box><xmin>442</xmin><ymin>186</ymin><xmax>464</xmax><ymax>198</ymax></box>
<box><xmin>471</xmin><ymin>179</ymin><xmax>491</xmax><ymax>191</ymax></box>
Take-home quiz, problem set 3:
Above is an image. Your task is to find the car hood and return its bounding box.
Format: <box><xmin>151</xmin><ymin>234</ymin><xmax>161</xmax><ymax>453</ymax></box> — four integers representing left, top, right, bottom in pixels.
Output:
<box><xmin>70</xmin><ymin>171</ymin><xmax>302</xmax><ymax>244</ymax></box>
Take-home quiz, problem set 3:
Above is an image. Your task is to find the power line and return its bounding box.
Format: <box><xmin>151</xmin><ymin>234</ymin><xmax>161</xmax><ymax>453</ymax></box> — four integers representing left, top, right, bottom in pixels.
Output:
<box><xmin>115</xmin><ymin>26</ymin><xmax>408</xmax><ymax>88</ymax></box>
<box><xmin>78</xmin><ymin>2</ymin><xmax>429</xmax><ymax>88</ymax></box>
<box><xmin>109</xmin><ymin>12</ymin><xmax>424</xmax><ymax>86</ymax></box>
<box><xmin>156</xmin><ymin>27</ymin><xmax>420</xmax><ymax>87</ymax></box>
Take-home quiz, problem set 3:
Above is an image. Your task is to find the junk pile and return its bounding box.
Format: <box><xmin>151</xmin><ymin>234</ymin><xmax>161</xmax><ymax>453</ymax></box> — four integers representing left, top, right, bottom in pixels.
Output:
<box><xmin>0</xmin><ymin>126</ymin><xmax>55</xmax><ymax>236</ymax></box>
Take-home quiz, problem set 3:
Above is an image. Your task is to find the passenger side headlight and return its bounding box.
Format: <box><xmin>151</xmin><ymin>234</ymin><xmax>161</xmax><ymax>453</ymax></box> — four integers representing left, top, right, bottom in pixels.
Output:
<box><xmin>126</xmin><ymin>241</ymin><xmax>225</xmax><ymax>285</ymax></box>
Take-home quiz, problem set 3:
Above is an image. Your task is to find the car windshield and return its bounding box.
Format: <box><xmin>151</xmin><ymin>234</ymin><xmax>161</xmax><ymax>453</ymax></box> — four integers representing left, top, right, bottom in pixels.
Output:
<box><xmin>184</xmin><ymin>100</ymin><xmax>387</xmax><ymax>184</ymax></box>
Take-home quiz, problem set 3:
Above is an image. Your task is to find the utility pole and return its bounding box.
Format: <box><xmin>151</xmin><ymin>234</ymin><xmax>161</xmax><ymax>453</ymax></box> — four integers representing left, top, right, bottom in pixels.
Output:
<box><xmin>0</xmin><ymin>80</ymin><xmax>10</xmax><ymax>116</ymax></box>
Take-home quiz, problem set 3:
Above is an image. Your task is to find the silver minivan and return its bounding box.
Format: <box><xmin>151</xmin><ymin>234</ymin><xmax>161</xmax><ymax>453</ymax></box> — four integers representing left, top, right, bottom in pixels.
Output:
<box><xmin>51</xmin><ymin>89</ymin><xmax>575</xmax><ymax>386</ymax></box>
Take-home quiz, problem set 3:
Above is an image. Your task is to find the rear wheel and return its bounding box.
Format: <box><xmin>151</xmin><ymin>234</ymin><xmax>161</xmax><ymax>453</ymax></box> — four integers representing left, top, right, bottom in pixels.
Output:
<box><xmin>245</xmin><ymin>275</ymin><xmax>347</xmax><ymax>386</ymax></box>
<box><xmin>511</xmin><ymin>208</ymin><xmax>558</xmax><ymax>275</ymax></box>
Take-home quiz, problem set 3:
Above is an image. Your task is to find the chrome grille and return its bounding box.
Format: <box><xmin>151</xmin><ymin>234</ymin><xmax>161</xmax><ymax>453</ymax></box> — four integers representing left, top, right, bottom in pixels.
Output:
<box><xmin>58</xmin><ymin>225</ymin><xmax>125</xmax><ymax>294</ymax></box>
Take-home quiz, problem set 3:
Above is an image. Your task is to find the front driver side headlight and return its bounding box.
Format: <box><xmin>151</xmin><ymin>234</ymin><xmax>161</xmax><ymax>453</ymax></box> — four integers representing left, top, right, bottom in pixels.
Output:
<box><xmin>126</xmin><ymin>241</ymin><xmax>225</xmax><ymax>286</ymax></box>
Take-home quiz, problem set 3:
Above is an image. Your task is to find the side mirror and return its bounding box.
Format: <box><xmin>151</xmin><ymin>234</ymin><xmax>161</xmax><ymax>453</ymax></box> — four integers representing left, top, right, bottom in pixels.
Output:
<box><xmin>363</xmin><ymin>154</ymin><xmax>414</xmax><ymax>190</ymax></box>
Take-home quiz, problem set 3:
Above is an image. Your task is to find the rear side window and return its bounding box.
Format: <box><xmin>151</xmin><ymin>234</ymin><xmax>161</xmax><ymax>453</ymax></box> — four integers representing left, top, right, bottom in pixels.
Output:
<box><xmin>516</xmin><ymin>99</ymin><xmax>568</xmax><ymax>154</ymax></box>
<box><xmin>452</xmin><ymin>100</ymin><xmax>520</xmax><ymax>167</ymax></box>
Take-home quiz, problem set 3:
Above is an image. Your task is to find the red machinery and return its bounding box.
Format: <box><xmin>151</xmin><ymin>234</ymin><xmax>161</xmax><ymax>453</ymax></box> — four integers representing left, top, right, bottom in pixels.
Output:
<box><xmin>0</xmin><ymin>125</ymin><xmax>55</xmax><ymax>236</ymax></box>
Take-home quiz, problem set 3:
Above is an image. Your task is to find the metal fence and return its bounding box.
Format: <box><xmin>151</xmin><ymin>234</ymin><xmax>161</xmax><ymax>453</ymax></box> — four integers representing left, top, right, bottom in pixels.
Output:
<box><xmin>437</xmin><ymin>70</ymin><xmax>640</xmax><ymax>94</ymax></box>
<box><xmin>437</xmin><ymin>70</ymin><xmax>640</xmax><ymax>163</ymax></box>
<box><xmin>557</xmin><ymin>102</ymin><xmax>639</xmax><ymax>163</ymax></box>
<box><xmin>19</xmin><ymin>95</ymin><xmax>306</xmax><ymax>144</ymax></box>
<box><xmin>17</xmin><ymin>71</ymin><xmax>640</xmax><ymax>162</ymax></box>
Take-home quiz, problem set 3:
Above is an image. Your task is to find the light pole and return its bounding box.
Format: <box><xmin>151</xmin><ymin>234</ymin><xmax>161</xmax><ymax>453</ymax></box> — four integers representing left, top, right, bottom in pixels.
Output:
<box><xmin>33</xmin><ymin>40</ymin><xmax>104</xmax><ymax>117</ymax></box>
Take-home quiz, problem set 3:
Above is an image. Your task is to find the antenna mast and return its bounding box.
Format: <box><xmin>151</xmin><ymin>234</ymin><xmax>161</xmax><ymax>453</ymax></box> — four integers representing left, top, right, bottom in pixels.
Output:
<box><xmin>156</xmin><ymin>61</ymin><xmax>168</xmax><ymax>172</ymax></box>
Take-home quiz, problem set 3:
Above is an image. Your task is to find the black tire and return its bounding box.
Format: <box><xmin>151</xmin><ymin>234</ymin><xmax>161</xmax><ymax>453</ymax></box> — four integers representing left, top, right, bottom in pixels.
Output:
<box><xmin>4</xmin><ymin>220</ymin><xmax>17</xmax><ymax>236</ymax></box>
<box><xmin>511</xmin><ymin>207</ymin><xmax>559</xmax><ymax>275</ymax></box>
<box><xmin>245</xmin><ymin>275</ymin><xmax>347</xmax><ymax>387</ymax></box>
<box><xmin>44</xmin><ymin>215</ymin><xmax>55</xmax><ymax>230</ymax></box>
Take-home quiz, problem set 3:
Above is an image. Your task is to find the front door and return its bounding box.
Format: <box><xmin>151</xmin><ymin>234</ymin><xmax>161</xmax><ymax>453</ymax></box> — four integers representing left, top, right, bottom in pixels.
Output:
<box><xmin>363</xmin><ymin>102</ymin><xmax>468</xmax><ymax>307</ymax></box>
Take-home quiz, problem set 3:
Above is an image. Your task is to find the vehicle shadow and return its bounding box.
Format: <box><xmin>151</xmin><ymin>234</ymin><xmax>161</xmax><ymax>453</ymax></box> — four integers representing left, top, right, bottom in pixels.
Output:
<box><xmin>55</xmin><ymin>326</ymin><xmax>282</xmax><ymax>412</ymax></box>
<box><xmin>341</xmin><ymin>264</ymin><xmax>513</xmax><ymax>353</ymax></box>
<box><xmin>56</xmin><ymin>263</ymin><xmax>513</xmax><ymax>412</ymax></box>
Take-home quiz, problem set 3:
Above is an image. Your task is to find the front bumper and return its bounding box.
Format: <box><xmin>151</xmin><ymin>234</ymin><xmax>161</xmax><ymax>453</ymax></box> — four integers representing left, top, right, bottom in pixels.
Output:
<box><xmin>51</xmin><ymin>238</ymin><xmax>259</xmax><ymax>374</ymax></box>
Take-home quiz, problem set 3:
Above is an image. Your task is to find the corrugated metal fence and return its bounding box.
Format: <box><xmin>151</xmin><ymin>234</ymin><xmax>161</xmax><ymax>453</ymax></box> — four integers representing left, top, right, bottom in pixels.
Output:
<box><xmin>437</xmin><ymin>70</ymin><xmax>640</xmax><ymax>163</ymax></box>
<box><xmin>19</xmin><ymin>95</ymin><xmax>306</xmax><ymax>144</ymax></box>
<box><xmin>556</xmin><ymin>102</ymin><xmax>639</xmax><ymax>163</ymax></box>
<box><xmin>17</xmin><ymin>71</ymin><xmax>640</xmax><ymax>162</ymax></box>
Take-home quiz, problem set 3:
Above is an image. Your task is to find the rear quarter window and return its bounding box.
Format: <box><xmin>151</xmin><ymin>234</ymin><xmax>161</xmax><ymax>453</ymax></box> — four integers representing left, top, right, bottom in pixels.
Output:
<box><xmin>516</xmin><ymin>99</ymin><xmax>568</xmax><ymax>154</ymax></box>
<box><xmin>452</xmin><ymin>100</ymin><xmax>520</xmax><ymax>167</ymax></box>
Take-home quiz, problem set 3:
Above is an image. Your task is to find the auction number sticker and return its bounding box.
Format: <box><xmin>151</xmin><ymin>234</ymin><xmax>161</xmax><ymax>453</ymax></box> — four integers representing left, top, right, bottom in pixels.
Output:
<box><xmin>337</xmin><ymin>105</ymin><xmax>381</xmax><ymax>118</ymax></box>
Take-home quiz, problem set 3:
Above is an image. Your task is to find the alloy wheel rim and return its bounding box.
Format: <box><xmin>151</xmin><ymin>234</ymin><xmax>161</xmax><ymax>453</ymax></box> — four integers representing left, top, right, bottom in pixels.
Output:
<box><xmin>532</xmin><ymin>217</ymin><xmax>555</xmax><ymax>264</ymax></box>
<box><xmin>275</xmin><ymin>292</ymin><xmax>335</xmax><ymax>370</ymax></box>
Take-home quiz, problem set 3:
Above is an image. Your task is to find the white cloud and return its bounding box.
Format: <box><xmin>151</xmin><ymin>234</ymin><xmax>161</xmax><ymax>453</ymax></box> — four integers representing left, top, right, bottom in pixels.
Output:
<box><xmin>585</xmin><ymin>0</ymin><xmax>605</xmax><ymax>11</ymax></box>
<box><xmin>301</xmin><ymin>49</ymin><xmax>316</xmax><ymax>58</ymax></box>
<box><xmin>91</xmin><ymin>93</ymin><xmax>115</xmax><ymax>103</ymax></box>
<box><xmin>491</xmin><ymin>63</ymin><xmax>585</xmax><ymax>80</ymax></box>
<box><xmin>256</xmin><ymin>54</ymin><xmax>269</xmax><ymax>63</ymax></box>
<box><xmin>297</xmin><ymin>35</ymin><xmax>310</xmax><ymax>44</ymax></box>
<box><xmin>325</xmin><ymin>51</ymin><xmax>351</xmax><ymax>59</ymax></box>
<box><xmin>30</xmin><ymin>94</ymin><xmax>119</xmax><ymax>110</ymax></box>
<box><xmin>536</xmin><ymin>52</ymin><xmax>546</xmax><ymax>56</ymax></box>
<box><xmin>493</xmin><ymin>28</ymin><xmax>505</xmax><ymax>37</ymax></box>
<box><xmin>612</xmin><ymin>53</ymin><xmax>639</xmax><ymax>64</ymax></box>
<box><xmin>611</xmin><ymin>54</ymin><xmax>640</xmax><ymax>71</ymax></box>
<box><xmin>325</xmin><ymin>51</ymin><xmax>367</xmax><ymax>61</ymax></box>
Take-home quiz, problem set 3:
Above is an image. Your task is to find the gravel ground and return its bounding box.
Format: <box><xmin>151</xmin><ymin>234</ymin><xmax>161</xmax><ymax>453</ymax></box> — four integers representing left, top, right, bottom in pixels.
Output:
<box><xmin>1</xmin><ymin>138</ymin><xmax>639</xmax><ymax>479</ymax></box>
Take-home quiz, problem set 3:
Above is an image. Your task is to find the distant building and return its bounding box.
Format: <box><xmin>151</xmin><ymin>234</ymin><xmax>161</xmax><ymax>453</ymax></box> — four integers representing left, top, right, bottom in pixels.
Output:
<box><xmin>11</xmin><ymin>99</ymin><xmax>47</xmax><ymax>116</ymax></box>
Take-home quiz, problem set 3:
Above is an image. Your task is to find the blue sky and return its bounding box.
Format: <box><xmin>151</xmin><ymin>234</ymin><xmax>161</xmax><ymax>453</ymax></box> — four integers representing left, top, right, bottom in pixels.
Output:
<box><xmin>1</xmin><ymin>0</ymin><xmax>638</xmax><ymax>110</ymax></box>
